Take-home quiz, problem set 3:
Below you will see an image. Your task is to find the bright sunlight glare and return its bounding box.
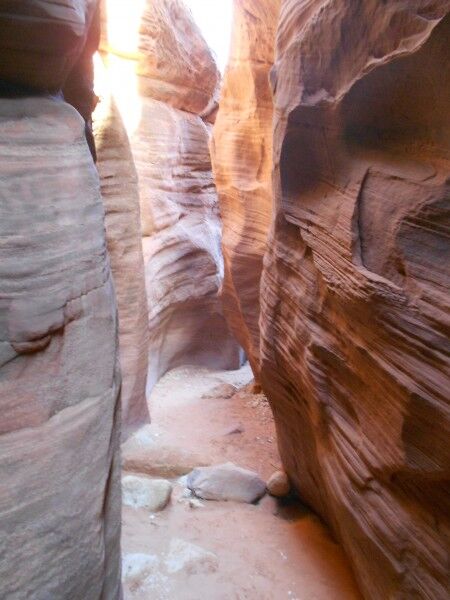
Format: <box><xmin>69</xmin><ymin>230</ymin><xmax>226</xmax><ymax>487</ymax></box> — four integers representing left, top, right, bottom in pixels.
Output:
<box><xmin>184</xmin><ymin>0</ymin><xmax>233</xmax><ymax>72</ymax></box>
<box><xmin>96</xmin><ymin>0</ymin><xmax>233</xmax><ymax>137</ymax></box>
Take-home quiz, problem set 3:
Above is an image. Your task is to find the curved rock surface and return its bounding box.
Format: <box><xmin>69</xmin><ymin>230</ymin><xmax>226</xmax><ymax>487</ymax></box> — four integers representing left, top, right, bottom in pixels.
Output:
<box><xmin>100</xmin><ymin>0</ymin><xmax>243</xmax><ymax>392</ymax></box>
<box><xmin>0</xmin><ymin>97</ymin><xmax>121</xmax><ymax>599</ymax></box>
<box><xmin>93</xmin><ymin>69</ymin><xmax>150</xmax><ymax>438</ymax></box>
<box><xmin>0</xmin><ymin>0</ymin><xmax>99</xmax><ymax>92</ymax></box>
<box><xmin>101</xmin><ymin>0</ymin><xmax>219</xmax><ymax>118</ymax></box>
<box><xmin>261</xmin><ymin>3</ymin><xmax>450</xmax><ymax>599</ymax></box>
<box><xmin>134</xmin><ymin>98</ymin><xmax>243</xmax><ymax>389</ymax></box>
<box><xmin>212</xmin><ymin>0</ymin><xmax>280</xmax><ymax>381</ymax></box>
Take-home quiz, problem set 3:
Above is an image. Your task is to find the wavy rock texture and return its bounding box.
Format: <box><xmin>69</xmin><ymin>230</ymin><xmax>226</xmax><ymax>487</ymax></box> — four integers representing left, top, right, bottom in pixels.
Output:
<box><xmin>260</xmin><ymin>2</ymin><xmax>450</xmax><ymax>599</ymax></box>
<box><xmin>0</xmin><ymin>97</ymin><xmax>121</xmax><ymax>599</ymax></box>
<box><xmin>0</xmin><ymin>0</ymin><xmax>98</xmax><ymax>91</ymax></box>
<box><xmin>101</xmin><ymin>0</ymin><xmax>219</xmax><ymax>118</ymax></box>
<box><xmin>101</xmin><ymin>0</ymin><xmax>243</xmax><ymax>392</ymax></box>
<box><xmin>136</xmin><ymin>98</ymin><xmax>244</xmax><ymax>390</ymax></box>
<box><xmin>211</xmin><ymin>0</ymin><xmax>280</xmax><ymax>381</ymax></box>
<box><xmin>93</xmin><ymin>72</ymin><xmax>150</xmax><ymax>438</ymax></box>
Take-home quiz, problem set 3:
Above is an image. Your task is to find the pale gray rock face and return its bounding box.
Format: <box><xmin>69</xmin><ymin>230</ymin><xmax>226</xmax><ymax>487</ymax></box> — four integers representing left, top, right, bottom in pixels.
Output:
<box><xmin>122</xmin><ymin>475</ymin><xmax>172</xmax><ymax>512</ymax></box>
<box><xmin>187</xmin><ymin>463</ymin><xmax>266</xmax><ymax>503</ymax></box>
<box><xmin>0</xmin><ymin>97</ymin><xmax>121</xmax><ymax>600</ymax></box>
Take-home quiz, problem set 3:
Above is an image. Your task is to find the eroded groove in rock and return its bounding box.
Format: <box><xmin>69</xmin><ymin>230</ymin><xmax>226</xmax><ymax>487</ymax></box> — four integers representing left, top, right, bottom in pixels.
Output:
<box><xmin>93</xmin><ymin>71</ymin><xmax>150</xmax><ymax>439</ymax></box>
<box><xmin>0</xmin><ymin>97</ymin><xmax>121</xmax><ymax>599</ymax></box>
<box><xmin>260</xmin><ymin>2</ymin><xmax>450</xmax><ymax>598</ymax></box>
<box><xmin>212</xmin><ymin>0</ymin><xmax>280</xmax><ymax>381</ymax></box>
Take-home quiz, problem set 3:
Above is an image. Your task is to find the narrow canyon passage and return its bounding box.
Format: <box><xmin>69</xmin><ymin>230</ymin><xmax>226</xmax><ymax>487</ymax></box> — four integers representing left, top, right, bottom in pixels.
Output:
<box><xmin>121</xmin><ymin>364</ymin><xmax>361</xmax><ymax>599</ymax></box>
<box><xmin>1</xmin><ymin>1</ymin><xmax>449</xmax><ymax>600</ymax></box>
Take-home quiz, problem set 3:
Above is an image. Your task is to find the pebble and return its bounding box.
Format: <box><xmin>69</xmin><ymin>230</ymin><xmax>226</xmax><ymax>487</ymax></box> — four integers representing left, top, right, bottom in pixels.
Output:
<box><xmin>267</xmin><ymin>470</ymin><xmax>291</xmax><ymax>497</ymax></box>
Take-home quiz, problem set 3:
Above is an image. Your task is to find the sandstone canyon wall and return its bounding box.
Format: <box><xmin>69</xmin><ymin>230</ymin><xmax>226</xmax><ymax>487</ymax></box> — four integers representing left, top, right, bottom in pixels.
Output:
<box><xmin>260</xmin><ymin>2</ymin><xmax>450</xmax><ymax>598</ymax></box>
<box><xmin>93</xmin><ymin>67</ymin><xmax>150</xmax><ymax>438</ymax></box>
<box><xmin>101</xmin><ymin>0</ymin><xmax>243</xmax><ymax>392</ymax></box>
<box><xmin>0</xmin><ymin>3</ymin><xmax>122</xmax><ymax>598</ymax></box>
<box><xmin>211</xmin><ymin>0</ymin><xmax>280</xmax><ymax>382</ymax></box>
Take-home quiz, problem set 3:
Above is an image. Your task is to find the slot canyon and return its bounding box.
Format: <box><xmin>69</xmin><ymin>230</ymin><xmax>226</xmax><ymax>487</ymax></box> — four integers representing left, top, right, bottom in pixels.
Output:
<box><xmin>0</xmin><ymin>1</ymin><xmax>448</xmax><ymax>599</ymax></box>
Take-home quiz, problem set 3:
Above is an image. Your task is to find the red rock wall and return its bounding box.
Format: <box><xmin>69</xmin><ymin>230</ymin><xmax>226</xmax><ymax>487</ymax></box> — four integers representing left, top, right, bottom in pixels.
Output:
<box><xmin>260</xmin><ymin>2</ymin><xmax>450</xmax><ymax>598</ymax></box>
<box><xmin>212</xmin><ymin>0</ymin><xmax>280</xmax><ymax>381</ymax></box>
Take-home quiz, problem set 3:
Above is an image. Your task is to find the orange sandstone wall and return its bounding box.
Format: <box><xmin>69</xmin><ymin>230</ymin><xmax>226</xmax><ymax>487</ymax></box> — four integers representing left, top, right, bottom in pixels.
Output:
<box><xmin>260</xmin><ymin>2</ymin><xmax>450</xmax><ymax>598</ymax></box>
<box><xmin>212</xmin><ymin>0</ymin><xmax>280</xmax><ymax>382</ymax></box>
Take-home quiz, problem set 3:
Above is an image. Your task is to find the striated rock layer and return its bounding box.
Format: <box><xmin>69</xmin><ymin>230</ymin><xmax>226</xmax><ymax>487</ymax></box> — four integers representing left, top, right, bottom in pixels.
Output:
<box><xmin>261</xmin><ymin>2</ymin><xmax>450</xmax><ymax>599</ymax></box>
<box><xmin>101</xmin><ymin>0</ymin><xmax>243</xmax><ymax>392</ymax></box>
<box><xmin>93</xmin><ymin>67</ymin><xmax>150</xmax><ymax>438</ymax></box>
<box><xmin>0</xmin><ymin>97</ymin><xmax>121</xmax><ymax>599</ymax></box>
<box><xmin>212</xmin><ymin>0</ymin><xmax>280</xmax><ymax>381</ymax></box>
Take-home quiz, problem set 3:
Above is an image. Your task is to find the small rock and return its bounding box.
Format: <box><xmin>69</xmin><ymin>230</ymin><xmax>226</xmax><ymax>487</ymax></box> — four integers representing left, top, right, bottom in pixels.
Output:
<box><xmin>187</xmin><ymin>462</ymin><xmax>266</xmax><ymax>503</ymax></box>
<box><xmin>122</xmin><ymin>553</ymin><xmax>160</xmax><ymax>586</ymax></box>
<box><xmin>201</xmin><ymin>383</ymin><xmax>237</xmax><ymax>400</ymax></box>
<box><xmin>122</xmin><ymin>475</ymin><xmax>172</xmax><ymax>511</ymax></box>
<box><xmin>188</xmin><ymin>498</ymin><xmax>204</xmax><ymax>509</ymax></box>
<box><xmin>267</xmin><ymin>470</ymin><xmax>290</xmax><ymax>497</ymax></box>
<box><xmin>164</xmin><ymin>538</ymin><xmax>218</xmax><ymax>575</ymax></box>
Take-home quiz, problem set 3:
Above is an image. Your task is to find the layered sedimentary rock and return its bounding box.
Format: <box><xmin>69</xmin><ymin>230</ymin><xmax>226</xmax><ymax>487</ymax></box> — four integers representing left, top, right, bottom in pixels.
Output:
<box><xmin>260</xmin><ymin>2</ymin><xmax>450</xmax><ymax>599</ymax></box>
<box><xmin>0</xmin><ymin>3</ymin><xmax>121</xmax><ymax>597</ymax></box>
<box><xmin>101</xmin><ymin>0</ymin><xmax>243</xmax><ymax>391</ymax></box>
<box><xmin>0</xmin><ymin>97</ymin><xmax>121</xmax><ymax>599</ymax></box>
<box><xmin>211</xmin><ymin>0</ymin><xmax>280</xmax><ymax>381</ymax></box>
<box><xmin>93</xmin><ymin>66</ymin><xmax>150</xmax><ymax>438</ymax></box>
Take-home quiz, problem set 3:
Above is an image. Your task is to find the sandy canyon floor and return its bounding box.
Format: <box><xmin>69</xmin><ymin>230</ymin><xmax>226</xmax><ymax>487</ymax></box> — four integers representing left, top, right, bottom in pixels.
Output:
<box><xmin>121</xmin><ymin>364</ymin><xmax>362</xmax><ymax>600</ymax></box>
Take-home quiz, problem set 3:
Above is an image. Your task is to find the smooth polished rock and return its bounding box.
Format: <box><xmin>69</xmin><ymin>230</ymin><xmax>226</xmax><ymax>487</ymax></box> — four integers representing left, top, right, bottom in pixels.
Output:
<box><xmin>187</xmin><ymin>463</ymin><xmax>266</xmax><ymax>504</ymax></box>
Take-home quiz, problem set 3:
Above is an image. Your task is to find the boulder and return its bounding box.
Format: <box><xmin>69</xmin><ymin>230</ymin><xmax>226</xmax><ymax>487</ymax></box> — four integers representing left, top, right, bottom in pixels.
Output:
<box><xmin>122</xmin><ymin>475</ymin><xmax>172</xmax><ymax>512</ymax></box>
<box><xmin>187</xmin><ymin>463</ymin><xmax>266</xmax><ymax>503</ymax></box>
